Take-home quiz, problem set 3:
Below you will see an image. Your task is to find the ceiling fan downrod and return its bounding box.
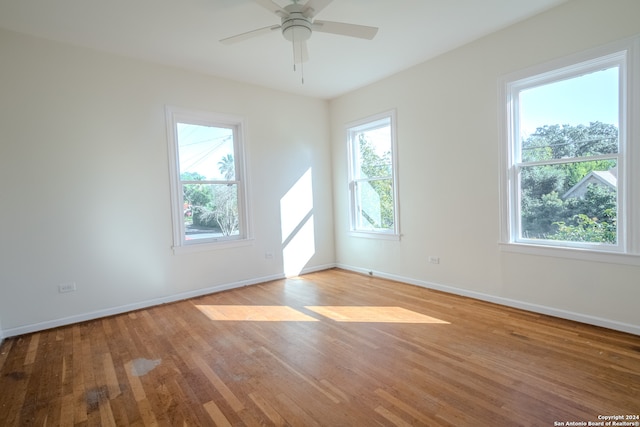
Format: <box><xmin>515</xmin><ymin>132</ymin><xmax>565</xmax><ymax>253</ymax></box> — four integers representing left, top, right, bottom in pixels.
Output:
<box><xmin>282</xmin><ymin>3</ymin><xmax>310</xmax><ymax>84</ymax></box>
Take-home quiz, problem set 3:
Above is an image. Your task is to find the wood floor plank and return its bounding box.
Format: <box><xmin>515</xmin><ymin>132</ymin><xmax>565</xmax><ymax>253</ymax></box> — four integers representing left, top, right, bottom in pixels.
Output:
<box><xmin>248</xmin><ymin>391</ymin><xmax>286</xmax><ymax>426</ymax></box>
<box><xmin>23</xmin><ymin>333</ymin><xmax>39</xmax><ymax>366</ymax></box>
<box><xmin>1</xmin><ymin>269</ymin><xmax>638</xmax><ymax>426</ymax></box>
<box><xmin>203</xmin><ymin>400</ymin><xmax>232</xmax><ymax>427</ymax></box>
<box><xmin>191</xmin><ymin>353</ymin><xmax>244</xmax><ymax>413</ymax></box>
<box><xmin>374</xmin><ymin>404</ymin><xmax>414</xmax><ymax>427</ymax></box>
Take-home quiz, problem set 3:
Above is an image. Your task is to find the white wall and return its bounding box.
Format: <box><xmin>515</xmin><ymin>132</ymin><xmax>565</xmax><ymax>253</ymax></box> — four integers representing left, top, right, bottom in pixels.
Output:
<box><xmin>330</xmin><ymin>0</ymin><xmax>640</xmax><ymax>334</ymax></box>
<box><xmin>2</xmin><ymin>0</ymin><xmax>638</xmax><ymax>338</ymax></box>
<box><xmin>0</xmin><ymin>29</ymin><xmax>334</xmax><ymax>335</ymax></box>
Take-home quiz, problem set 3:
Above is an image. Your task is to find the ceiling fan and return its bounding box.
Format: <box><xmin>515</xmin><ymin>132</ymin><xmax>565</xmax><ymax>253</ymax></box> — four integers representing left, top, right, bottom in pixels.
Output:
<box><xmin>220</xmin><ymin>0</ymin><xmax>379</xmax><ymax>67</ymax></box>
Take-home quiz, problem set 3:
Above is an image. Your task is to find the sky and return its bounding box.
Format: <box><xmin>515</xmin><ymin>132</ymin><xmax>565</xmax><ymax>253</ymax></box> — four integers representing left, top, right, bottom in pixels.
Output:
<box><xmin>519</xmin><ymin>66</ymin><xmax>619</xmax><ymax>139</ymax></box>
<box><xmin>177</xmin><ymin>123</ymin><xmax>234</xmax><ymax>180</ymax></box>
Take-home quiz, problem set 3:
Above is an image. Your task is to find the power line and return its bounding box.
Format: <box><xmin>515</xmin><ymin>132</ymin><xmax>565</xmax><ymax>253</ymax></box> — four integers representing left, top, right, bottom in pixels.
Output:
<box><xmin>522</xmin><ymin>137</ymin><xmax>617</xmax><ymax>150</ymax></box>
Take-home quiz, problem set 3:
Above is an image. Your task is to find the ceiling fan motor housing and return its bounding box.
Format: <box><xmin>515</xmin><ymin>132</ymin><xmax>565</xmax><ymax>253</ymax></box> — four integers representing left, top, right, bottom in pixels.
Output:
<box><xmin>281</xmin><ymin>5</ymin><xmax>312</xmax><ymax>41</ymax></box>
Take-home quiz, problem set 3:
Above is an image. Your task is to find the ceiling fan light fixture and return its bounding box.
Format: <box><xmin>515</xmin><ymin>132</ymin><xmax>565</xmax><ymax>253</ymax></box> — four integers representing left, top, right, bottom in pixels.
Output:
<box><xmin>281</xmin><ymin>13</ymin><xmax>312</xmax><ymax>42</ymax></box>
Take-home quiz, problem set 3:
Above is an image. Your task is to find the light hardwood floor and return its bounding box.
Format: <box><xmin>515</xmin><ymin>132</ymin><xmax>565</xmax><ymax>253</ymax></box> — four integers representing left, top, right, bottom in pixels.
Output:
<box><xmin>1</xmin><ymin>269</ymin><xmax>639</xmax><ymax>426</ymax></box>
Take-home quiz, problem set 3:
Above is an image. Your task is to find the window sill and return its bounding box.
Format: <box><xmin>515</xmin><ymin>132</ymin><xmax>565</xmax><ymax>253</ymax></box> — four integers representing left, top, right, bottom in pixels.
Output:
<box><xmin>172</xmin><ymin>238</ymin><xmax>254</xmax><ymax>255</ymax></box>
<box><xmin>349</xmin><ymin>231</ymin><xmax>401</xmax><ymax>241</ymax></box>
<box><xmin>499</xmin><ymin>241</ymin><xmax>640</xmax><ymax>266</ymax></box>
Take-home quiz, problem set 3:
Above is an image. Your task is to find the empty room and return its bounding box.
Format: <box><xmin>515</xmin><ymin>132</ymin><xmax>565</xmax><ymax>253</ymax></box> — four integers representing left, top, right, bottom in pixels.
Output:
<box><xmin>0</xmin><ymin>0</ymin><xmax>639</xmax><ymax>425</ymax></box>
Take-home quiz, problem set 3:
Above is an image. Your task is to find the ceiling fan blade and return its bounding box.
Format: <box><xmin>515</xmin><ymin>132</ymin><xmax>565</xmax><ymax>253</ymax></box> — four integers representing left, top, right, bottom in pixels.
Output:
<box><xmin>254</xmin><ymin>0</ymin><xmax>289</xmax><ymax>17</ymax></box>
<box><xmin>220</xmin><ymin>25</ymin><xmax>281</xmax><ymax>45</ymax></box>
<box><xmin>292</xmin><ymin>40</ymin><xmax>309</xmax><ymax>64</ymax></box>
<box><xmin>301</xmin><ymin>0</ymin><xmax>333</xmax><ymax>18</ymax></box>
<box><xmin>312</xmin><ymin>20</ymin><xmax>378</xmax><ymax>40</ymax></box>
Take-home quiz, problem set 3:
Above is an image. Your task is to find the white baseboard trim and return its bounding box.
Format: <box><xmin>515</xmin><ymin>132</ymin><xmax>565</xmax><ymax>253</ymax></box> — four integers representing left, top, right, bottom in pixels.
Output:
<box><xmin>2</xmin><ymin>263</ymin><xmax>336</xmax><ymax>338</ymax></box>
<box><xmin>337</xmin><ymin>264</ymin><xmax>640</xmax><ymax>336</ymax></box>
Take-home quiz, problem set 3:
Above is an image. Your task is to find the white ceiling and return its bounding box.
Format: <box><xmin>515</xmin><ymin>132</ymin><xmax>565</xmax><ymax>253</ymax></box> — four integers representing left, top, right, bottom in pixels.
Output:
<box><xmin>0</xmin><ymin>0</ymin><xmax>567</xmax><ymax>99</ymax></box>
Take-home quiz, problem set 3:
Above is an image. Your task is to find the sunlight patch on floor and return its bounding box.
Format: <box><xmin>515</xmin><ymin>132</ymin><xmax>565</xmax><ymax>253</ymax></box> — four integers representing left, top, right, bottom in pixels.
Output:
<box><xmin>305</xmin><ymin>306</ymin><xmax>450</xmax><ymax>324</ymax></box>
<box><xmin>195</xmin><ymin>304</ymin><xmax>449</xmax><ymax>324</ymax></box>
<box><xmin>195</xmin><ymin>305</ymin><xmax>319</xmax><ymax>322</ymax></box>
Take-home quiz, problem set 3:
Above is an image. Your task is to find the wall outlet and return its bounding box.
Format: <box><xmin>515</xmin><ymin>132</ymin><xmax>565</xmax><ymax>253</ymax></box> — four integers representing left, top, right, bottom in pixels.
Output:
<box><xmin>428</xmin><ymin>256</ymin><xmax>440</xmax><ymax>264</ymax></box>
<box><xmin>58</xmin><ymin>282</ymin><xmax>77</xmax><ymax>293</ymax></box>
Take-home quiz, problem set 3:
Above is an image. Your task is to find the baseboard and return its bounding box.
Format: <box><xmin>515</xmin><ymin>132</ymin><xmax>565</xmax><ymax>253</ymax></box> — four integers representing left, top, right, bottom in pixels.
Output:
<box><xmin>2</xmin><ymin>263</ymin><xmax>336</xmax><ymax>338</ymax></box>
<box><xmin>337</xmin><ymin>264</ymin><xmax>640</xmax><ymax>336</ymax></box>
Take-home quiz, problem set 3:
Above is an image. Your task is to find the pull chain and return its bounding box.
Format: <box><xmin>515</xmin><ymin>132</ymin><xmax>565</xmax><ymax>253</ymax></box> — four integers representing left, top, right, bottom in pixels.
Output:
<box><xmin>300</xmin><ymin>43</ymin><xmax>304</xmax><ymax>84</ymax></box>
<box><xmin>290</xmin><ymin>30</ymin><xmax>304</xmax><ymax>84</ymax></box>
<box><xmin>300</xmin><ymin>45</ymin><xmax>304</xmax><ymax>84</ymax></box>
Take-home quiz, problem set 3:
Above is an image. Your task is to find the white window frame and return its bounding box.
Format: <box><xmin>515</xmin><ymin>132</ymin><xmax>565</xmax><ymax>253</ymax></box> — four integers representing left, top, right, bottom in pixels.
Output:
<box><xmin>166</xmin><ymin>106</ymin><xmax>252</xmax><ymax>254</ymax></box>
<box><xmin>346</xmin><ymin>110</ymin><xmax>400</xmax><ymax>240</ymax></box>
<box><xmin>499</xmin><ymin>38</ymin><xmax>640</xmax><ymax>266</ymax></box>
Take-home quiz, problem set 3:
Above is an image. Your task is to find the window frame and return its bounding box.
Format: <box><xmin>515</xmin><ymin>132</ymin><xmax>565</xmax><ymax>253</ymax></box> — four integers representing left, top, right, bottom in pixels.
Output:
<box><xmin>346</xmin><ymin>110</ymin><xmax>400</xmax><ymax>240</ymax></box>
<box><xmin>499</xmin><ymin>38</ymin><xmax>640</xmax><ymax>265</ymax></box>
<box><xmin>166</xmin><ymin>106</ymin><xmax>252</xmax><ymax>254</ymax></box>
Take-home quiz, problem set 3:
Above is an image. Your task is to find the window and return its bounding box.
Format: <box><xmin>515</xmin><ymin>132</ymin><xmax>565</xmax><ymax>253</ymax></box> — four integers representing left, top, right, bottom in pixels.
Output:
<box><xmin>500</xmin><ymin>39</ymin><xmax>640</xmax><ymax>261</ymax></box>
<box><xmin>166</xmin><ymin>106</ymin><xmax>250</xmax><ymax>253</ymax></box>
<box><xmin>347</xmin><ymin>110</ymin><xmax>399</xmax><ymax>239</ymax></box>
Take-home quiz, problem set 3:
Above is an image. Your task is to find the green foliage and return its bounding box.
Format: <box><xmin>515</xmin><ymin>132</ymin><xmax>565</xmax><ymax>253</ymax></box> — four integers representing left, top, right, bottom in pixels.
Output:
<box><xmin>181</xmin><ymin>156</ymin><xmax>239</xmax><ymax>235</ymax></box>
<box><xmin>183</xmin><ymin>183</ymin><xmax>213</xmax><ymax>227</ymax></box>
<box><xmin>550</xmin><ymin>213</ymin><xmax>617</xmax><ymax>243</ymax></box>
<box><xmin>520</xmin><ymin>122</ymin><xmax>618</xmax><ymax>244</ymax></box>
<box><xmin>181</xmin><ymin>172</ymin><xmax>210</xmax><ymax>225</ymax></box>
<box><xmin>194</xmin><ymin>185</ymin><xmax>238</xmax><ymax>236</ymax></box>
<box><xmin>560</xmin><ymin>159</ymin><xmax>617</xmax><ymax>191</ymax></box>
<box><xmin>521</xmin><ymin>166</ymin><xmax>565</xmax><ymax>199</ymax></box>
<box><xmin>522</xmin><ymin>191</ymin><xmax>565</xmax><ymax>238</ymax></box>
<box><xmin>180</xmin><ymin>171</ymin><xmax>205</xmax><ymax>181</ymax></box>
<box><xmin>522</xmin><ymin>186</ymin><xmax>617</xmax><ymax>244</ymax></box>
<box><xmin>218</xmin><ymin>154</ymin><xmax>235</xmax><ymax>180</ymax></box>
<box><xmin>564</xmin><ymin>184</ymin><xmax>617</xmax><ymax>224</ymax></box>
<box><xmin>357</xmin><ymin>134</ymin><xmax>394</xmax><ymax>229</ymax></box>
<box><xmin>522</xmin><ymin>122</ymin><xmax>618</xmax><ymax>162</ymax></box>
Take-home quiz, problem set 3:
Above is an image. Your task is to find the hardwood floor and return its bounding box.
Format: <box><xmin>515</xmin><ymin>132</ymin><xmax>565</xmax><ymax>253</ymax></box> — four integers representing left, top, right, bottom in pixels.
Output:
<box><xmin>1</xmin><ymin>268</ymin><xmax>638</xmax><ymax>426</ymax></box>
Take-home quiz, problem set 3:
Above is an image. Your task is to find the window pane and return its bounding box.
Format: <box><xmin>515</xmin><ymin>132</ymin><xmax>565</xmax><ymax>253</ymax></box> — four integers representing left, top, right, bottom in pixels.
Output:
<box><xmin>183</xmin><ymin>183</ymin><xmax>239</xmax><ymax>240</ymax></box>
<box><xmin>519</xmin><ymin>67</ymin><xmax>619</xmax><ymax>162</ymax></box>
<box><xmin>354</xmin><ymin>121</ymin><xmax>392</xmax><ymax>179</ymax></box>
<box><xmin>520</xmin><ymin>160</ymin><xmax>617</xmax><ymax>244</ymax></box>
<box><xmin>355</xmin><ymin>179</ymin><xmax>394</xmax><ymax>231</ymax></box>
<box><xmin>177</xmin><ymin>123</ymin><xmax>235</xmax><ymax>181</ymax></box>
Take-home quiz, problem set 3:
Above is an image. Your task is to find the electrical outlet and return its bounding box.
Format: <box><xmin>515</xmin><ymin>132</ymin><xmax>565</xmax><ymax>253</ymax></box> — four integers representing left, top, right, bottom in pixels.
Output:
<box><xmin>58</xmin><ymin>282</ymin><xmax>76</xmax><ymax>293</ymax></box>
<box><xmin>428</xmin><ymin>256</ymin><xmax>440</xmax><ymax>264</ymax></box>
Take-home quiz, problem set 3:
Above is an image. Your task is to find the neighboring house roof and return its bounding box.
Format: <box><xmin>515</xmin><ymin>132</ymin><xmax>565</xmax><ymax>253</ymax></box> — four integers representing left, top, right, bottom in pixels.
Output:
<box><xmin>562</xmin><ymin>168</ymin><xmax>617</xmax><ymax>200</ymax></box>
